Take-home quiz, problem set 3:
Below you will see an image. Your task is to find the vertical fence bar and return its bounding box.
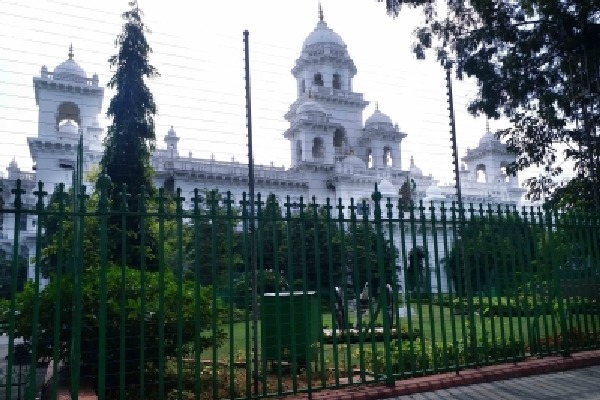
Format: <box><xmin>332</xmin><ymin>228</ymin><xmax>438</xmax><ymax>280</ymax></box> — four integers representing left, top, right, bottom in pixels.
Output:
<box><xmin>309</xmin><ymin>198</ymin><xmax>325</xmax><ymax>387</ymax></box>
<box><xmin>138</xmin><ymin>186</ymin><xmax>147</xmax><ymax>400</ymax></box>
<box><xmin>26</xmin><ymin>182</ymin><xmax>46</xmax><ymax>400</ymax></box>
<box><xmin>5</xmin><ymin>180</ymin><xmax>21</xmax><ymax>400</ymax></box>
<box><xmin>409</xmin><ymin>201</ymin><xmax>426</xmax><ymax>371</ymax></box>
<box><xmin>155</xmin><ymin>187</ymin><xmax>165</xmax><ymax>400</ymax></box>
<box><xmin>547</xmin><ymin>207</ymin><xmax>569</xmax><ymax>355</ymax></box>
<box><xmin>429</xmin><ymin>202</ymin><xmax>447</xmax><ymax>372</ymax></box>
<box><xmin>450</xmin><ymin>202</ymin><xmax>467</xmax><ymax>362</ymax></box>
<box><xmin>208</xmin><ymin>191</ymin><xmax>220</xmax><ymax>399</ymax></box>
<box><xmin>283</xmin><ymin>196</ymin><xmax>299</xmax><ymax>393</ymax></box>
<box><xmin>544</xmin><ymin>207</ymin><xmax>557</xmax><ymax>355</ymax></box>
<box><xmin>418</xmin><ymin>200</ymin><xmax>436</xmax><ymax>373</ymax></box>
<box><xmin>71</xmin><ymin>184</ymin><xmax>86</xmax><ymax>400</ymax></box>
<box><xmin>485</xmin><ymin>205</ymin><xmax>499</xmax><ymax>359</ymax></box>
<box><xmin>118</xmin><ymin>185</ymin><xmax>128</xmax><ymax>400</ymax></box>
<box><xmin>324</xmin><ymin>198</ymin><xmax>340</xmax><ymax>386</ymax></box>
<box><xmin>503</xmin><ymin>205</ymin><xmax>514</xmax><ymax>360</ymax></box>
<box><xmin>373</xmin><ymin>187</ymin><xmax>393</xmax><ymax>386</ymax></box>
<box><xmin>336</xmin><ymin>198</ymin><xmax>353</xmax><ymax>385</ymax></box>
<box><xmin>512</xmin><ymin>206</ymin><xmax>526</xmax><ymax>360</ymax></box>
<box><xmin>397</xmin><ymin>200</ymin><xmax>415</xmax><ymax>376</ymax></box>
<box><xmin>192</xmin><ymin>190</ymin><xmax>203</xmax><ymax>400</ymax></box>
<box><xmin>225</xmin><ymin>191</ymin><xmax>236</xmax><ymax>396</ymax></box>
<box><xmin>175</xmin><ymin>188</ymin><xmax>185</xmax><ymax>400</ymax></box>
<box><xmin>97</xmin><ymin>176</ymin><xmax>110</xmax><ymax>400</ymax></box>
<box><xmin>585</xmin><ymin>209</ymin><xmax>599</xmax><ymax>345</ymax></box>
<box><xmin>490</xmin><ymin>205</ymin><xmax>507</xmax><ymax>360</ymax></box>
<box><xmin>520</xmin><ymin>206</ymin><xmax>536</xmax><ymax>356</ymax></box>
<box><xmin>385</xmin><ymin>198</ymin><xmax>400</xmax><ymax>378</ymax></box>
<box><xmin>439</xmin><ymin>203</ymin><xmax>459</xmax><ymax>372</ymax></box>
<box><xmin>51</xmin><ymin>184</ymin><xmax>67</xmax><ymax>400</ymax></box>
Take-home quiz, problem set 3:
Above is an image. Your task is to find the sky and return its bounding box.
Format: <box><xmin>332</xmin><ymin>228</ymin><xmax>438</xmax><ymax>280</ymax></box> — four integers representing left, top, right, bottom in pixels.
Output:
<box><xmin>0</xmin><ymin>0</ymin><xmax>535</xmax><ymax>188</ymax></box>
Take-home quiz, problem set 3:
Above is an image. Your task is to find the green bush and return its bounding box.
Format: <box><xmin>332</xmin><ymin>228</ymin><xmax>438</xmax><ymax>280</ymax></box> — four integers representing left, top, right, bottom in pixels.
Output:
<box><xmin>0</xmin><ymin>266</ymin><xmax>225</xmax><ymax>390</ymax></box>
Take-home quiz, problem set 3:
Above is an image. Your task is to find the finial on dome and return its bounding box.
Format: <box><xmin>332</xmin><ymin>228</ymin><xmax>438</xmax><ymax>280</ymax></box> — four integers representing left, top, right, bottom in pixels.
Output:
<box><xmin>485</xmin><ymin>118</ymin><xmax>490</xmax><ymax>133</ymax></box>
<box><xmin>318</xmin><ymin>2</ymin><xmax>324</xmax><ymax>22</ymax></box>
<box><xmin>375</xmin><ymin>101</ymin><xmax>379</xmax><ymax>111</ymax></box>
<box><xmin>68</xmin><ymin>43</ymin><xmax>74</xmax><ymax>60</ymax></box>
<box><xmin>410</xmin><ymin>155</ymin><xmax>415</xmax><ymax>167</ymax></box>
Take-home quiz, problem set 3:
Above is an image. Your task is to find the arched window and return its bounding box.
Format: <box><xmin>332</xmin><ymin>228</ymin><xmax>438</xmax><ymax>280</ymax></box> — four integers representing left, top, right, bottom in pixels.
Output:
<box><xmin>500</xmin><ymin>161</ymin><xmax>510</xmax><ymax>182</ymax></box>
<box><xmin>296</xmin><ymin>140</ymin><xmax>302</xmax><ymax>160</ymax></box>
<box><xmin>313</xmin><ymin>73</ymin><xmax>323</xmax><ymax>86</ymax></box>
<box><xmin>367</xmin><ymin>149</ymin><xmax>373</xmax><ymax>168</ymax></box>
<box><xmin>476</xmin><ymin>164</ymin><xmax>487</xmax><ymax>183</ymax></box>
<box><xmin>312</xmin><ymin>137</ymin><xmax>324</xmax><ymax>159</ymax></box>
<box><xmin>56</xmin><ymin>101</ymin><xmax>81</xmax><ymax>127</ymax></box>
<box><xmin>333</xmin><ymin>128</ymin><xmax>347</xmax><ymax>155</ymax></box>
<box><xmin>332</xmin><ymin>73</ymin><xmax>341</xmax><ymax>89</ymax></box>
<box><xmin>301</xmin><ymin>79</ymin><xmax>306</xmax><ymax>93</ymax></box>
<box><xmin>383</xmin><ymin>146</ymin><xmax>393</xmax><ymax>167</ymax></box>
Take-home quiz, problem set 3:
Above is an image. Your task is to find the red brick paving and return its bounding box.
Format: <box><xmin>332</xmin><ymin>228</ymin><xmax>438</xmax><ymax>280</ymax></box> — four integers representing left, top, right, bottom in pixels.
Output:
<box><xmin>56</xmin><ymin>349</ymin><xmax>600</xmax><ymax>399</ymax></box>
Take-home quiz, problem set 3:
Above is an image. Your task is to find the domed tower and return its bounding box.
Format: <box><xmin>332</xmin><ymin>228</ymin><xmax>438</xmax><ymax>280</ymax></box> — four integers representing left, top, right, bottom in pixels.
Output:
<box><xmin>285</xmin><ymin>5</ymin><xmax>368</xmax><ymax>165</ymax></box>
<box><xmin>284</xmin><ymin>98</ymin><xmax>342</xmax><ymax>166</ymax></box>
<box><xmin>29</xmin><ymin>45</ymin><xmax>104</xmax><ymax>190</ymax></box>
<box><xmin>360</xmin><ymin>105</ymin><xmax>406</xmax><ymax>169</ymax></box>
<box><xmin>462</xmin><ymin>130</ymin><xmax>517</xmax><ymax>185</ymax></box>
<box><xmin>462</xmin><ymin>128</ymin><xmax>525</xmax><ymax>204</ymax></box>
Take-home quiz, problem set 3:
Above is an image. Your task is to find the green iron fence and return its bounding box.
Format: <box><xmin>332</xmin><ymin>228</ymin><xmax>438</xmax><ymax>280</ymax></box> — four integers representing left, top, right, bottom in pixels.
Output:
<box><xmin>0</xmin><ymin>179</ymin><xmax>599</xmax><ymax>399</ymax></box>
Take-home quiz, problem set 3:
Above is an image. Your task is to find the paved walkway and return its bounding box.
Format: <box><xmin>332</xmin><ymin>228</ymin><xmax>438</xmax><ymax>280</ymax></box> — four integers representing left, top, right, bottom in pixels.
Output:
<box><xmin>285</xmin><ymin>350</ymin><xmax>600</xmax><ymax>400</ymax></box>
<box><xmin>387</xmin><ymin>365</ymin><xmax>600</xmax><ymax>399</ymax></box>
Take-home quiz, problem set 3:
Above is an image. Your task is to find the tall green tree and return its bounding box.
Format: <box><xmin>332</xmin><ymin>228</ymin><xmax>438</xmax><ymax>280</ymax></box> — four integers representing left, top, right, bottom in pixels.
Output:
<box><xmin>380</xmin><ymin>0</ymin><xmax>600</xmax><ymax>210</ymax></box>
<box><xmin>101</xmin><ymin>2</ymin><xmax>159</xmax><ymax>268</ymax></box>
<box><xmin>0</xmin><ymin>248</ymin><xmax>27</xmax><ymax>299</ymax></box>
<box><xmin>445</xmin><ymin>212</ymin><xmax>539</xmax><ymax>295</ymax></box>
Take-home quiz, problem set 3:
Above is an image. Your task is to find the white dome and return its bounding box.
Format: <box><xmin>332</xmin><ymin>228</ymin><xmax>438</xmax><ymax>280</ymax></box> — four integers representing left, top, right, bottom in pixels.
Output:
<box><xmin>342</xmin><ymin>155</ymin><xmax>366</xmax><ymax>170</ymax></box>
<box><xmin>54</xmin><ymin>59</ymin><xmax>87</xmax><ymax>82</ymax></box>
<box><xmin>59</xmin><ymin>120</ymin><xmax>78</xmax><ymax>136</ymax></box>
<box><xmin>296</xmin><ymin>99</ymin><xmax>326</xmax><ymax>115</ymax></box>
<box><xmin>425</xmin><ymin>185</ymin><xmax>445</xmax><ymax>200</ymax></box>
<box><xmin>478</xmin><ymin>131</ymin><xmax>499</xmax><ymax>147</ymax></box>
<box><xmin>365</xmin><ymin>109</ymin><xmax>393</xmax><ymax>127</ymax></box>
<box><xmin>378</xmin><ymin>179</ymin><xmax>395</xmax><ymax>196</ymax></box>
<box><xmin>303</xmin><ymin>21</ymin><xmax>345</xmax><ymax>48</ymax></box>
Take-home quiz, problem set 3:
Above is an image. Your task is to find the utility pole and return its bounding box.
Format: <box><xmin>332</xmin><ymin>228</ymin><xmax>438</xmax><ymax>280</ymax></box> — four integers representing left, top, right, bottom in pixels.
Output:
<box><xmin>446</xmin><ymin>63</ymin><xmax>476</xmax><ymax>362</ymax></box>
<box><xmin>243</xmin><ymin>30</ymin><xmax>260</xmax><ymax>396</ymax></box>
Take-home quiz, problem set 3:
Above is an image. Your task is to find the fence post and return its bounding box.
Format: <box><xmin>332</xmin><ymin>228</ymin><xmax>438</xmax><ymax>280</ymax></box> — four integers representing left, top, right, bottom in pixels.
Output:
<box><xmin>372</xmin><ymin>185</ymin><xmax>394</xmax><ymax>386</ymax></box>
<box><xmin>97</xmin><ymin>175</ymin><xmax>110</xmax><ymax>400</ymax></box>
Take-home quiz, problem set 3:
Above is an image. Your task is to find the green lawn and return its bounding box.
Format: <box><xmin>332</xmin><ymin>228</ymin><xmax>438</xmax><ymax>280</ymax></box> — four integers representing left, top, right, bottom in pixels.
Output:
<box><xmin>200</xmin><ymin>304</ymin><xmax>600</xmax><ymax>368</ymax></box>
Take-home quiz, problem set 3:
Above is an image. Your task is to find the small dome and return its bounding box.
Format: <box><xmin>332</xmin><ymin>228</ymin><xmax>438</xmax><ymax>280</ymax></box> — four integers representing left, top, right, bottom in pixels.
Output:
<box><xmin>303</xmin><ymin>20</ymin><xmax>346</xmax><ymax>49</ymax></box>
<box><xmin>478</xmin><ymin>131</ymin><xmax>500</xmax><ymax>147</ymax></box>
<box><xmin>8</xmin><ymin>159</ymin><xmax>18</xmax><ymax>170</ymax></box>
<box><xmin>167</xmin><ymin>125</ymin><xmax>177</xmax><ymax>136</ymax></box>
<box><xmin>59</xmin><ymin>120</ymin><xmax>78</xmax><ymax>136</ymax></box>
<box><xmin>378</xmin><ymin>179</ymin><xmax>395</xmax><ymax>196</ymax></box>
<box><xmin>53</xmin><ymin>46</ymin><xmax>87</xmax><ymax>82</ymax></box>
<box><xmin>365</xmin><ymin>108</ymin><xmax>393</xmax><ymax>127</ymax></box>
<box><xmin>425</xmin><ymin>185</ymin><xmax>445</xmax><ymax>200</ymax></box>
<box><xmin>342</xmin><ymin>155</ymin><xmax>366</xmax><ymax>170</ymax></box>
<box><xmin>54</xmin><ymin>59</ymin><xmax>87</xmax><ymax>82</ymax></box>
<box><xmin>296</xmin><ymin>99</ymin><xmax>326</xmax><ymax>116</ymax></box>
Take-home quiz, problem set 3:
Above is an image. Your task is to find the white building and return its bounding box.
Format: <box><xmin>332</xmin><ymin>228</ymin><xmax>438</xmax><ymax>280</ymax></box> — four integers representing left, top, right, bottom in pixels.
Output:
<box><xmin>1</xmin><ymin>12</ymin><xmax>524</xmax><ymax>291</ymax></box>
